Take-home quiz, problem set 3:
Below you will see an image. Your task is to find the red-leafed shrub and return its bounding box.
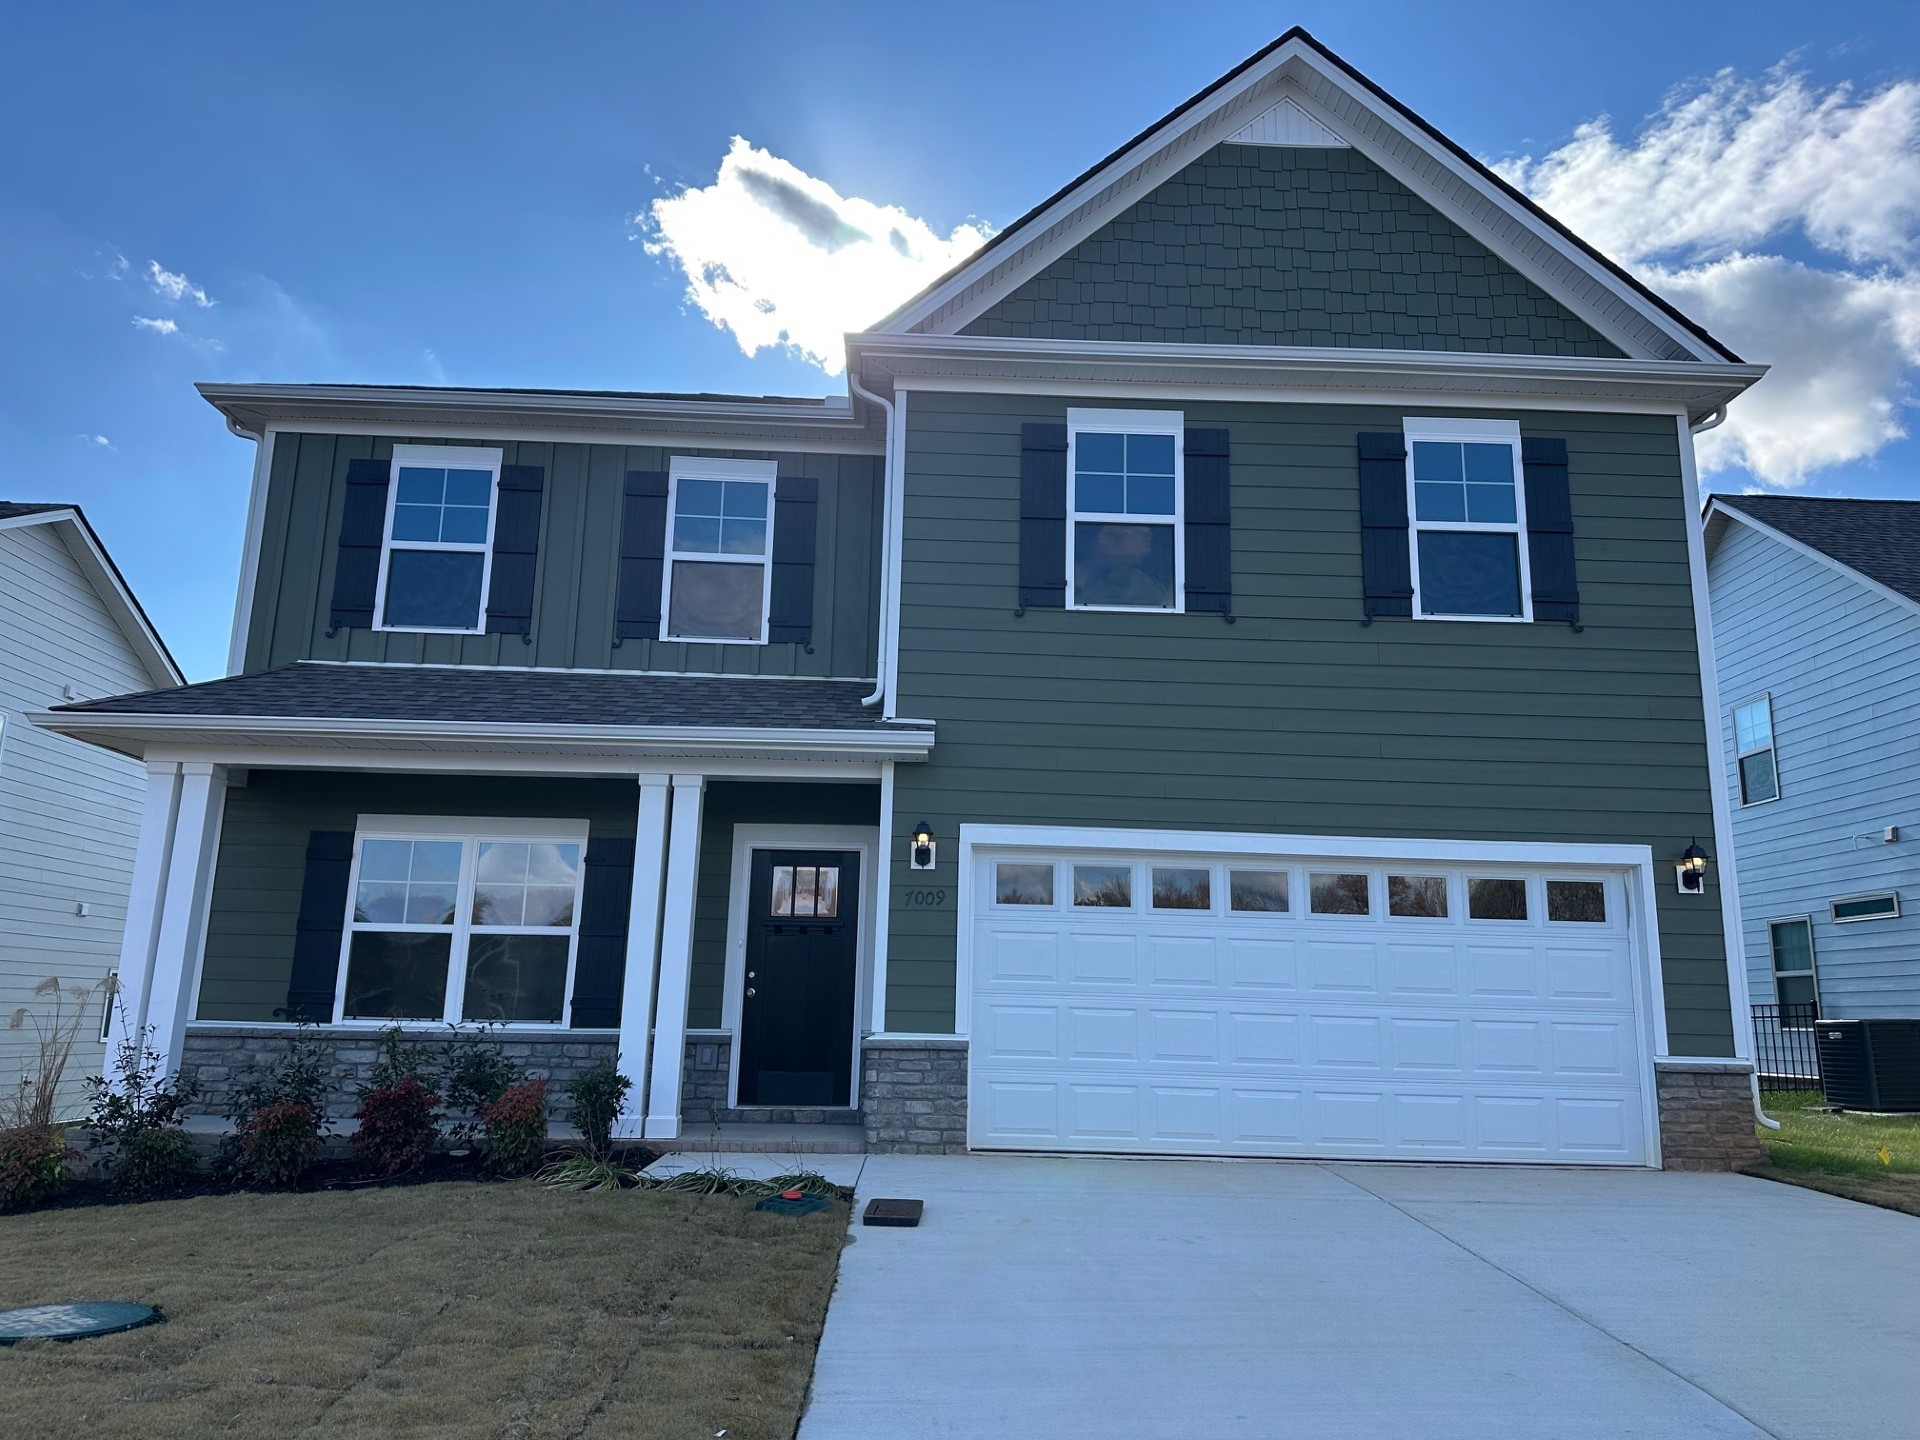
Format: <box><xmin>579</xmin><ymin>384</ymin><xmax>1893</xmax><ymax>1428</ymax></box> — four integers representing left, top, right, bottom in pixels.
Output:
<box><xmin>479</xmin><ymin>1078</ymin><xmax>549</xmax><ymax>1175</ymax></box>
<box><xmin>352</xmin><ymin>1077</ymin><xmax>443</xmax><ymax>1176</ymax></box>
<box><xmin>236</xmin><ymin>1100</ymin><xmax>324</xmax><ymax>1187</ymax></box>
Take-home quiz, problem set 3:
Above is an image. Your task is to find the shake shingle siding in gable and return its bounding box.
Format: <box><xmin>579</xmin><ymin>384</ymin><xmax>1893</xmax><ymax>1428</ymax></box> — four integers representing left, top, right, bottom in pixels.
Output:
<box><xmin>962</xmin><ymin>145</ymin><xmax>1625</xmax><ymax>357</ymax></box>
<box><xmin>886</xmin><ymin>390</ymin><xmax>1731</xmax><ymax>1051</ymax></box>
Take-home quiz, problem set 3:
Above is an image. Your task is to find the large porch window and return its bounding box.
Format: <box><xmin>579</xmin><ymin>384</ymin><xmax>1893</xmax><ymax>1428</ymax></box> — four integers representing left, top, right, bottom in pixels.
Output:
<box><xmin>338</xmin><ymin>817</ymin><xmax>587</xmax><ymax>1026</ymax></box>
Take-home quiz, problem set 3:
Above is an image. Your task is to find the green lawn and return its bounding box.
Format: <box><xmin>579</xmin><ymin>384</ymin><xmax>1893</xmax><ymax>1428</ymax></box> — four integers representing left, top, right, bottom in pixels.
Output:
<box><xmin>0</xmin><ymin>1182</ymin><xmax>847</xmax><ymax>1439</ymax></box>
<box><xmin>1752</xmin><ymin>1090</ymin><xmax>1920</xmax><ymax>1218</ymax></box>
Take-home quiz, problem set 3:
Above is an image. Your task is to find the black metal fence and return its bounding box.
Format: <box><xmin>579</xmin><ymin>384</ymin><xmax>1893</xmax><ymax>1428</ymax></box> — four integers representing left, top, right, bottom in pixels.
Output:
<box><xmin>1752</xmin><ymin>1002</ymin><xmax>1822</xmax><ymax>1092</ymax></box>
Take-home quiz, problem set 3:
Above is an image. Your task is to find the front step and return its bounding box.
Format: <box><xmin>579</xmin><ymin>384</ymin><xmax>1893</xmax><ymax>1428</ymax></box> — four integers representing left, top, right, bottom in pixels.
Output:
<box><xmin>654</xmin><ymin>1121</ymin><xmax>865</xmax><ymax>1155</ymax></box>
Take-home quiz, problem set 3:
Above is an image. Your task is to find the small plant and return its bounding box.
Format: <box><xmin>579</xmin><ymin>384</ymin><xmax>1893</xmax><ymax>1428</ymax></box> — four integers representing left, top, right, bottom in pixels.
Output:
<box><xmin>566</xmin><ymin>1060</ymin><xmax>630</xmax><ymax>1159</ymax></box>
<box><xmin>479</xmin><ymin>1078</ymin><xmax>549</xmax><ymax>1175</ymax></box>
<box><xmin>235</xmin><ymin>1100</ymin><xmax>324</xmax><ymax>1187</ymax></box>
<box><xmin>537</xmin><ymin>1153</ymin><xmax>640</xmax><ymax>1191</ymax></box>
<box><xmin>759</xmin><ymin>1169</ymin><xmax>843</xmax><ymax>1199</ymax></box>
<box><xmin>648</xmin><ymin>1163</ymin><xmax>755</xmax><ymax>1196</ymax></box>
<box><xmin>6</xmin><ymin>975</ymin><xmax>111</xmax><ymax>1128</ymax></box>
<box><xmin>366</xmin><ymin>1025</ymin><xmax>435</xmax><ymax>1092</ymax></box>
<box><xmin>85</xmin><ymin>1022</ymin><xmax>199</xmax><ymax>1193</ymax></box>
<box><xmin>352</xmin><ymin>1076</ymin><xmax>442</xmax><ymax>1176</ymax></box>
<box><xmin>0</xmin><ymin>1123</ymin><xmax>74</xmax><ymax>1210</ymax></box>
<box><xmin>438</xmin><ymin>1025</ymin><xmax>524</xmax><ymax>1147</ymax></box>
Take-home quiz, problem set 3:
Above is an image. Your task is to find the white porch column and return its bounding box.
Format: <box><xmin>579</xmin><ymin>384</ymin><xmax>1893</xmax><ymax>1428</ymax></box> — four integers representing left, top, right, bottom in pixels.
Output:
<box><xmin>644</xmin><ymin>772</ymin><xmax>706</xmax><ymax>1140</ymax></box>
<box><xmin>105</xmin><ymin>762</ymin><xmax>185</xmax><ymax>1080</ymax></box>
<box><xmin>614</xmin><ymin>775</ymin><xmax>671</xmax><ymax>1141</ymax></box>
<box><xmin>142</xmin><ymin>762</ymin><xmax>227</xmax><ymax>1078</ymax></box>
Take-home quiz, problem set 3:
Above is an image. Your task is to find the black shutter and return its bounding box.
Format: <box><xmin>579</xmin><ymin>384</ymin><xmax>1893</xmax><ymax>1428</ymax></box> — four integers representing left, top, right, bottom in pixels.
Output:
<box><xmin>570</xmin><ymin>836</ymin><xmax>633</xmax><ymax>1030</ymax></box>
<box><xmin>1522</xmin><ymin>437</ymin><xmax>1580</xmax><ymax>625</ymax></box>
<box><xmin>767</xmin><ymin>475</ymin><xmax>818</xmax><ymax>645</ymax></box>
<box><xmin>328</xmin><ymin>458</ymin><xmax>391</xmax><ymax>631</ymax></box>
<box><xmin>1357</xmin><ymin>433</ymin><xmax>1413</xmax><ymax>620</ymax></box>
<box><xmin>1184</xmin><ymin>429</ymin><xmax>1231</xmax><ymax>615</ymax></box>
<box><xmin>615</xmin><ymin>471</ymin><xmax>669</xmax><ymax>641</ymax></box>
<box><xmin>485</xmin><ymin>464</ymin><xmax>546</xmax><ymax>637</ymax></box>
<box><xmin>1019</xmin><ymin>423</ymin><xmax>1068</xmax><ymax>611</ymax></box>
<box><xmin>284</xmin><ymin>830</ymin><xmax>354</xmax><ymax>1023</ymax></box>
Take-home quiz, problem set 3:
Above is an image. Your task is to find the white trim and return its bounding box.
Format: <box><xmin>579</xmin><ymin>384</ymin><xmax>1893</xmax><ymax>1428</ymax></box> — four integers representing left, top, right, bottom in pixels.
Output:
<box><xmin>1678</xmin><ymin>418</ymin><xmax>1755</xmax><ymax>1063</ymax></box>
<box><xmin>660</xmin><ymin>456</ymin><xmax>776</xmax><ymax>646</ymax></box>
<box><xmin>143</xmin><ymin>764</ymin><xmax>225</xmax><ymax>1074</ymax></box>
<box><xmin>881</xmin><ymin>387</ymin><xmax>908</xmax><ymax>719</ymax></box>
<box><xmin>615</xmin><ymin>778</ymin><xmax>671</xmax><ymax>1140</ymax></box>
<box><xmin>1729</xmin><ymin>691</ymin><xmax>1781</xmax><ymax>807</ymax></box>
<box><xmin>371</xmin><ymin>444</ymin><xmax>505</xmax><ymax>636</ymax></box>
<box><xmin>1403</xmin><ymin>417</ymin><xmax>1532</xmax><ymax>623</ymax></box>
<box><xmin>870</xmin><ymin>760</ymin><xmax>896</xmax><ymax>1033</ymax></box>
<box><xmin>332</xmin><ymin>816</ymin><xmax>590</xmax><ymax>1028</ymax></box>
<box><xmin>720</xmin><ymin>823</ymin><xmax>878</xmax><ymax>1112</ymax></box>
<box><xmin>1065</xmin><ymin>407</ymin><xmax>1186</xmax><ymax>613</ymax></box>
<box><xmin>1706</xmin><ymin>498</ymin><xmax>1920</xmax><ymax>626</ymax></box>
<box><xmin>107</xmin><ymin>763</ymin><xmax>184</xmax><ymax>1082</ymax></box>
<box><xmin>226</xmin><ymin>425</ymin><xmax>276</xmax><ymax>675</ymax></box>
<box><xmin>645</xmin><ymin>774</ymin><xmax>705</xmax><ymax>1138</ymax></box>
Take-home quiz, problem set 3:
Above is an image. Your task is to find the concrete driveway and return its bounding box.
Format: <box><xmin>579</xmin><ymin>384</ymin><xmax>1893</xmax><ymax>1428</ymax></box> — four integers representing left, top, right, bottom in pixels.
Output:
<box><xmin>798</xmin><ymin>1155</ymin><xmax>1919</xmax><ymax>1440</ymax></box>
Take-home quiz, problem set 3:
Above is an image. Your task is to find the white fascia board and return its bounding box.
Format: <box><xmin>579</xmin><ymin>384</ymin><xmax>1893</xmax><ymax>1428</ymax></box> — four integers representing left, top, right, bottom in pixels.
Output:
<box><xmin>5</xmin><ymin>510</ymin><xmax>184</xmax><ymax>688</ymax></box>
<box><xmin>958</xmin><ymin>822</ymin><xmax>1656</xmax><ymax>870</ymax></box>
<box><xmin>1705</xmin><ymin>499</ymin><xmax>1920</xmax><ymax>627</ymax></box>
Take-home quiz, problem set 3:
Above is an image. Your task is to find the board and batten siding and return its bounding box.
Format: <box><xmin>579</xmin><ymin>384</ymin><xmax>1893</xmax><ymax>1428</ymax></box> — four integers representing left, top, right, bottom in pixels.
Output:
<box><xmin>1709</xmin><ymin>519</ymin><xmax>1920</xmax><ymax>1016</ymax></box>
<box><xmin>885</xmin><ymin>390</ymin><xmax>1734</xmax><ymax>1055</ymax></box>
<box><xmin>0</xmin><ymin>523</ymin><xmax>160</xmax><ymax>1116</ymax></box>
<box><xmin>243</xmin><ymin>434</ymin><xmax>882</xmax><ymax>678</ymax></box>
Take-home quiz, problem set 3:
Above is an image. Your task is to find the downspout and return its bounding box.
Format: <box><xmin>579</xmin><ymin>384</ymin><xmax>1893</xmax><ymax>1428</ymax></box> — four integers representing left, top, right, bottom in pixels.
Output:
<box><xmin>224</xmin><ymin>416</ymin><xmax>269</xmax><ymax>678</ymax></box>
<box><xmin>848</xmin><ymin>371</ymin><xmax>895</xmax><ymax>707</ymax></box>
<box><xmin>1691</xmin><ymin>405</ymin><xmax>1728</xmax><ymax>434</ymax></box>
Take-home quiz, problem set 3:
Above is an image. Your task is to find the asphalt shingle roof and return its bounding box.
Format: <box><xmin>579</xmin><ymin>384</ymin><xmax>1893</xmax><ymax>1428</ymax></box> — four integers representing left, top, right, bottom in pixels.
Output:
<box><xmin>0</xmin><ymin>502</ymin><xmax>72</xmax><ymax>521</ymax></box>
<box><xmin>1714</xmin><ymin>495</ymin><xmax>1920</xmax><ymax>607</ymax></box>
<box><xmin>55</xmin><ymin>663</ymin><xmax>900</xmax><ymax>731</ymax></box>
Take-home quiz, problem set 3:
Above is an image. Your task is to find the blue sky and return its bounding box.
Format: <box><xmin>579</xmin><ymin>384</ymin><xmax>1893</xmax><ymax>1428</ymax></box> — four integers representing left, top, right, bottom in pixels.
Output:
<box><xmin>4</xmin><ymin>2</ymin><xmax>1918</xmax><ymax>679</ymax></box>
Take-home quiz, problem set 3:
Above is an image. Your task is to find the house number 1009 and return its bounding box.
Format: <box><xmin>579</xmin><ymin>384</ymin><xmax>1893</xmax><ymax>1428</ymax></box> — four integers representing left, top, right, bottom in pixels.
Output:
<box><xmin>905</xmin><ymin>888</ymin><xmax>948</xmax><ymax>907</ymax></box>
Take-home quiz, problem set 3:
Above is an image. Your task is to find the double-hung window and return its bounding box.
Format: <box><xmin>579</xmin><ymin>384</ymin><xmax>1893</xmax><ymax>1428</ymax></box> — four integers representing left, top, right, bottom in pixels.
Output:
<box><xmin>375</xmin><ymin>445</ymin><xmax>503</xmax><ymax>632</ymax></box>
<box><xmin>1732</xmin><ymin>695</ymin><xmax>1779</xmax><ymax>805</ymax></box>
<box><xmin>338</xmin><ymin>818</ymin><xmax>587</xmax><ymax>1026</ymax></box>
<box><xmin>663</xmin><ymin>457</ymin><xmax>775</xmax><ymax>643</ymax></box>
<box><xmin>1768</xmin><ymin>916</ymin><xmax>1817</xmax><ymax>1012</ymax></box>
<box><xmin>1405</xmin><ymin>418</ymin><xmax>1530</xmax><ymax>621</ymax></box>
<box><xmin>1067</xmin><ymin>408</ymin><xmax>1183</xmax><ymax>610</ymax></box>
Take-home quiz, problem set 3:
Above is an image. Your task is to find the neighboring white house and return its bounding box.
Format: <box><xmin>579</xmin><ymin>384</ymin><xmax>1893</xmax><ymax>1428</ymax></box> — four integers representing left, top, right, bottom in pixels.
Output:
<box><xmin>0</xmin><ymin>503</ymin><xmax>180</xmax><ymax>1119</ymax></box>
<box><xmin>1705</xmin><ymin>494</ymin><xmax>1920</xmax><ymax>1026</ymax></box>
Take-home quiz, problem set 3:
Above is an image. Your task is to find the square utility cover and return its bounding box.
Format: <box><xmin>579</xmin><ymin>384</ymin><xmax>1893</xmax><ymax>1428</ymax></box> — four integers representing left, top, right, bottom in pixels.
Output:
<box><xmin>862</xmin><ymin>1197</ymin><xmax>924</xmax><ymax>1227</ymax></box>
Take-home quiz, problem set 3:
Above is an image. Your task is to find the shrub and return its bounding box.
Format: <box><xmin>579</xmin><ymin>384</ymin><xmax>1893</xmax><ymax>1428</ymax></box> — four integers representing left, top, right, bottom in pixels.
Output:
<box><xmin>479</xmin><ymin>1078</ymin><xmax>549</xmax><ymax>1175</ymax></box>
<box><xmin>352</xmin><ymin>1076</ymin><xmax>442</xmax><ymax>1176</ymax></box>
<box><xmin>366</xmin><ymin>1025</ymin><xmax>435</xmax><ymax>1092</ymax></box>
<box><xmin>0</xmin><ymin>1124</ymin><xmax>75</xmax><ymax>1210</ymax></box>
<box><xmin>235</xmin><ymin>1100</ymin><xmax>324</xmax><ymax>1187</ymax></box>
<box><xmin>438</xmin><ymin>1026</ymin><xmax>523</xmax><ymax>1147</ymax></box>
<box><xmin>85</xmin><ymin>1026</ymin><xmax>198</xmax><ymax>1194</ymax></box>
<box><xmin>566</xmin><ymin>1060</ymin><xmax>630</xmax><ymax>1159</ymax></box>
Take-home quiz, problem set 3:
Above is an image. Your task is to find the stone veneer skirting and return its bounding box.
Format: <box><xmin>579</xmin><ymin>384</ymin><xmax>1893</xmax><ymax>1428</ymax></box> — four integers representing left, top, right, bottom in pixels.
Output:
<box><xmin>862</xmin><ymin>1037</ymin><xmax>968</xmax><ymax>1153</ymax></box>
<box><xmin>1655</xmin><ymin>1060</ymin><xmax>1766</xmax><ymax>1172</ymax></box>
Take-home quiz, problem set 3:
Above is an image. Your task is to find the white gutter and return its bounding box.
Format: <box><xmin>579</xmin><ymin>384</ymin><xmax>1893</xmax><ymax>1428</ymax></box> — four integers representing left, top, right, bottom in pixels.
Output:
<box><xmin>1691</xmin><ymin>405</ymin><xmax>1728</xmax><ymax>434</ymax></box>
<box><xmin>847</xmin><ymin>372</ymin><xmax>896</xmax><ymax>708</ymax></box>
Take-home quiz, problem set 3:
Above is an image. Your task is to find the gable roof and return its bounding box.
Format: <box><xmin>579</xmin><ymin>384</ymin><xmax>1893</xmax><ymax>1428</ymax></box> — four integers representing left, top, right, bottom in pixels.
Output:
<box><xmin>0</xmin><ymin>503</ymin><xmax>183</xmax><ymax>688</ymax></box>
<box><xmin>1708</xmin><ymin>495</ymin><xmax>1920</xmax><ymax>611</ymax></box>
<box><xmin>871</xmin><ymin>28</ymin><xmax>1738</xmax><ymax>366</ymax></box>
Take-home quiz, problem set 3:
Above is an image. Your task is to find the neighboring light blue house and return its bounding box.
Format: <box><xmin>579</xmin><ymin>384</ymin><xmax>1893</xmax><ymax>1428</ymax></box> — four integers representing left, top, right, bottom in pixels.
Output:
<box><xmin>1705</xmin><ymin>495</ymin><xmax>1920</xmax><ymax>1020</ymax></box>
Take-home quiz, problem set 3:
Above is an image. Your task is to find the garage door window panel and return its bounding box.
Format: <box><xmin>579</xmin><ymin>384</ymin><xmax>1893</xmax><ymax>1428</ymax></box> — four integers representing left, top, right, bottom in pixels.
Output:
<box><xmin>1229</xmin><ymin>870</ymin><xmax>1290</xmax><ymax>913</ymax></box>
<box><xmin>1074</xmin><ymin>864</ymin><xmax>1133</xmax><ymax>908</ymax></box>
<box><xmin>1547</xmin><ymin>880</ymin><xmax>1607</xmax><ymax>923</ymax></box>
<box><xmin>1468</xmin><ymin>877</ymin><xmax>1529</xmax><ymax>921</ymax></box>
<box><xmin>1388</xmin><ymin>875</ymin><xmax>1448</xmax><ymax>918</ymax></box>
<box><xmin>994</xmin><ymin>862</ymin><xmax>1055</xmax><ymax>906</ymax></box>
<box><xmin>1151</xmin><ymin>867</ymin><xmax>1210</xmax><ymax>910</ymax></box>
<box><xmin>1310</xmin><ymin>872</ymin><xmax>1370</xmax><ymax>916</ymax></box>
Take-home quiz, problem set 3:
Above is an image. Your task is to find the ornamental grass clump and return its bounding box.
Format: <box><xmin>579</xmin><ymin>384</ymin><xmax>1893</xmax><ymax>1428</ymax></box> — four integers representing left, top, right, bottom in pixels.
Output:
<box><xmin>480</xmin><ymin>1078</ymin><xmax>549</xmax><ymax>1175</ymax></box>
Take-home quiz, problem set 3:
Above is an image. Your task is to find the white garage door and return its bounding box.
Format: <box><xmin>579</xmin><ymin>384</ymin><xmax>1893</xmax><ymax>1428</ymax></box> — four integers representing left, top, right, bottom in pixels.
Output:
<box><xmin>968</xmin><ymin>846</ymin><xmax>1654</xmax><ymax>1165</ymax></box>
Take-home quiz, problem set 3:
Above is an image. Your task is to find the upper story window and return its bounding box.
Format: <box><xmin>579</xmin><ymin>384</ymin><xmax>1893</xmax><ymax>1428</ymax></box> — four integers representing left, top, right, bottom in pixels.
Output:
<box><xmin>1067</xmin><ymin>408</ymin><xmax>1183</xmax><ymax>611</ymax></box>
<box><xmin>1405</xmin><ymin>418</ymin><xmax>1530</xmax><ymax>621</ymax></box>
<box><xmin>663</xmin><ymin>457</ymin><xmax>775</xmax><ymax>644</ymax></box>
<box><xmin>375</xmin><ymin>445</ymin><xmax>503</xmax><ymax>633</ymax></box>
<box><xmin>1732</xmin><ymin>694</ymin><xmax>1779</xmax><ymax>805</ymax></box>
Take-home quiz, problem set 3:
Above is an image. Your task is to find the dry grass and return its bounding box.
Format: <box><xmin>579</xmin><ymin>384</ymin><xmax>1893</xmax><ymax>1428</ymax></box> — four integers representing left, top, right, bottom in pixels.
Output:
<box><xmin>0</xmin><ymin>1181</ymin><xmax>847</xmax><ymax>1439</ymax></box>
<box><xmin>1750</xmin><ymin>1090</ymin><xmax>1920</xmax><ymax>1219</ymax></box>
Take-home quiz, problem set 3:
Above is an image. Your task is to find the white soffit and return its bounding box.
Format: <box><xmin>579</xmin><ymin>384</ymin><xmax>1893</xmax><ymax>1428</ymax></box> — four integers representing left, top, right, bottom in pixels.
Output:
<box><xmin>1225</xmin><ymin>96</ymin><xmax>1347</xmax><ymax>148</ymax></box>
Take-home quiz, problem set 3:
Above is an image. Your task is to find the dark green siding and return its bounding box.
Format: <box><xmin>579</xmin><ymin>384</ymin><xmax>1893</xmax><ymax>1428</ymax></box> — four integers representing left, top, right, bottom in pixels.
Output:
<box><xmin>963</xmin><ymin>145</ymin><xmax>1624</xmax><ymax>358</ymax></box>
<box><xmin>886</xmin><ymin>391</ymin><xmax>1733</xmax><ymax>1055</ymax></box>
<box><xmin>245</xmin><ymin>435</ymin><xmax>883</xmax><ymax>677</ymax></box>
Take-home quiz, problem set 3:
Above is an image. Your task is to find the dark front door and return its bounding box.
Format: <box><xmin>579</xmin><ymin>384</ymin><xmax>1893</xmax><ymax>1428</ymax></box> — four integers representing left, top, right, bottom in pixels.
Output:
<box><xmin>739</xmin><ymin>849</ymin><xmax>860</xmax><ymax>1107</ymax></box>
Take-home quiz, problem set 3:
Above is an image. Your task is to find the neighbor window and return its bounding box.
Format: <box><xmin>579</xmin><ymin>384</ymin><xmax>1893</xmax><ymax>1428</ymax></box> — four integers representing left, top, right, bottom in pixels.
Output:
<box><xmin>662</xmin><ymin>457</ymin><xmax>775</xmax><ymax>643</ymax></box>
<box><xmin>1831</xmin><ymin>892</ymin><xmax>1899</xmax><ymax>924</ymax></box>
<box><xmin>1768</xmin><ymin>917</ymin><xmax>1817</xmax><ymax>1011</ymax></box>
<box><xmin>1067</xmin><ymin>408</ymin><xmax>1182</xmax><ymax>610</ymax></box>
<box><xmin>339</xmin><ymin>820</ymin><xmax>586</xmax><ymax>1026</ymax></box>
<box><xmin>1732</xmin><ymin>695</ymin><xmax>1779</xmax><ymax>805</ymax></box>
<box><xmin>376</xmin><ymin>445</ymin><xmax>502</xmax><ymax>632</ymax></box>
<box><xmin>1405</xmin><ymin>419</ymin><xmax>1528</xmax><ymax>620</ymax></box>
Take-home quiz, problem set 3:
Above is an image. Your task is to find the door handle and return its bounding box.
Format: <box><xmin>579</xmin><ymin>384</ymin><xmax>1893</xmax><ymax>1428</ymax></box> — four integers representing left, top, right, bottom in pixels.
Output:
<box><xmin>746</xmin><ymin>987</ymin><xmax>756</xmax><ymax>999</ymax></box>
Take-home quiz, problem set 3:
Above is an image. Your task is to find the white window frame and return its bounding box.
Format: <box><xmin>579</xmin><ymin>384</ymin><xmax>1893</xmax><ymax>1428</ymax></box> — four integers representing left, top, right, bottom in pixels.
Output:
<box><xmin>1731</xmin><ymin>693</ymin><xmax>1780</xmax><ymax>807</ymax></box>
<box><xmin>1831</xmin><ymin>891</ymin><xmax>1900</xmax><ymax>924</ymax></box>
<box><xmin>332</xmin><ymin>815</ymin><xmax>590</xmax><ymax>1029</ymax></box>
<box><xmin>372</xmin><ymin>444</ymin><xmax>505</xmax><ymax>635</ymax></box>
<box><xmin>1065</xmin><ymin>407</ymin><xmax>1185</xmax><ymax>613</ymax></box>
<box><xmin>660</xmin><ymin>456</ymin><xmax>778</xmax><ymax>646</ymax></box>
<box><xmin>1766</xmin><ymin>914</ymin><xmax>1818</xmax><ymax>1012</ymax></box>
<box><xmin>1404</xmin><ymin>417</ymin><xmax>1532</xmax><ymax>623</ymax></box>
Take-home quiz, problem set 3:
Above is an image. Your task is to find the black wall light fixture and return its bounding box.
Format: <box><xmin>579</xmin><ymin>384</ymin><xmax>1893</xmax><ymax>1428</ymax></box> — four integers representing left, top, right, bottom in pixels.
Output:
<box><xmin>1677</xmin><ymin>838</ymin><xmax>1710</xmax><ymax>894</ymax></box>
<box><xmin>910</xmin><ymin>820</ymin><xmax>936</xmax><ymax>872</ymax></box>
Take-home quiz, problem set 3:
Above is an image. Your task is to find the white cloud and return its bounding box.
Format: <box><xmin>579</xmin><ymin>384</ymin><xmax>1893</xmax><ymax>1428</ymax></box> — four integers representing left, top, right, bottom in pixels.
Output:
<box><xmin>1496</xmin><ymin>67</ymin><xmax>1920</xmax><ymax>486</ymax></box>
<box><xmin>146</xmin><ymin>260</ymin><xmax>214</xmax><ymax>307</ymax></box>
<box><xmin>75</xmin><ymin>433</ymin><xmax>115</xmax><ymax>451</ymax></box>
<box><xmin>131</xmin><ymin>315</ymin><xmax>178</xmax><ymax>335</ymax></box>
<box><xmin>642</xmin><ymin>137</ymin><xmax>992</xmax><ymax>374</ymax></box>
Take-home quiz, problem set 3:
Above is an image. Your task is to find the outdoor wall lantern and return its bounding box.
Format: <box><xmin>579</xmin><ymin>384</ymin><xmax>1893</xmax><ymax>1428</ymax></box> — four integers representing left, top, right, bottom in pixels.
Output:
<box><xmin>1676</xmin><ymin>839</ymin><xmax>1710</xmax><ymax>894</ymax></box>
<box><xmin>909</xmin><ymin>820</ymin><xmax>937</xmax><ymax>872</ymax></box>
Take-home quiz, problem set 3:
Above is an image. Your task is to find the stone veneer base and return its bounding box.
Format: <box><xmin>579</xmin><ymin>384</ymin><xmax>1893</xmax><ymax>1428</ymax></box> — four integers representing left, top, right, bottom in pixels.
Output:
<box><xmin>1655</xmin><ymin>1060</ymin><xmax>1767</xmax><ymax>1172</ymax></box>
<box><xmin>862</xmin><ymin>1037</ymin><xmax>968</xmax><ymax>1154</ymax></box>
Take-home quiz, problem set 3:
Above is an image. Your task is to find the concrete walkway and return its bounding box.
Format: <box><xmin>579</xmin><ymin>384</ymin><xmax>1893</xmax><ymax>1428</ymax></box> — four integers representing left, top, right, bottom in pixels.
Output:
<box><xmin>798</xmin><ymin>1154</ymin><xmax>1920</xmax><ymax>1440</ymax></box>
